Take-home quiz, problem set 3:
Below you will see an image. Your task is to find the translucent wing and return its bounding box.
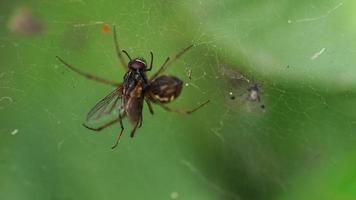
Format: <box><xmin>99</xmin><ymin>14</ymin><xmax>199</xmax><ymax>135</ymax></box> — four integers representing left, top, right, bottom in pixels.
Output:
<box><xmin>86</xmin><ymin>87</ymin><xmax>123</xmax><ymax>122</ymax></box>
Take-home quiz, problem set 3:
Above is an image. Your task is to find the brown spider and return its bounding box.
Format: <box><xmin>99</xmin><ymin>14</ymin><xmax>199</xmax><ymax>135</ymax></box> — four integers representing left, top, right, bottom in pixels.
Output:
<box><xmin>56</xmin><ymin>26</ymin><xmax>209</xmax><ymax>149</ymax></box>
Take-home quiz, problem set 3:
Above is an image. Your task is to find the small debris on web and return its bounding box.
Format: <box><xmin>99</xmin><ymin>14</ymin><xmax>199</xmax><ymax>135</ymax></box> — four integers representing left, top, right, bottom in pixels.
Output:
<box><xmin>10</xmin><ymin>129</ymin><xmax>18</xmax><ymax>135</ymax></box>
<box><xmin>229</xmin><ymin>91</ymin><xmax>235</xmax><ymax>100</ymax></box>
<box><xmin>310</xmin><ymin>48</ymin><xmax>326</xmax><ymax>60</ymax></box>
<box><xmin>247</xmin><ymin>84</ymin><xmax>261</xmax><ymax>102</ymax></box>
<box><xmin>219</xmin><ymin>65</ymin><xmax>249</xmax><ymax>82</ymax></box>
<box><xmin>0</xmin><ymin>96</ymin><xmax>13</xmax><ymax>109</ymax></box>
<box><xmin>8</xmin><ymin>7</ymin><xmax>44</xmax><ymax>36</ymax></box>
<box><xmin>219</xmin><ymin>65</ymin><xmax>266</xmax><ymax>112</ymax></box>
<box><xmin>246</xmin><ymin>83</ymin><xmax>266</xmax><ymax>111</ymax></box>
<box><xmin>186</xmin><ymin>68</ymin><xmax>192</xmax><ymax>80</ymax></box>
<box><xmin>101</xmin><ymin>23</ymin><xmax>110</xmax><ymax>34</ymax></box>
<box><xmin>170</xmin><ymin>191</ymin><xmax>179</xmax><ymax>199</ymax></box>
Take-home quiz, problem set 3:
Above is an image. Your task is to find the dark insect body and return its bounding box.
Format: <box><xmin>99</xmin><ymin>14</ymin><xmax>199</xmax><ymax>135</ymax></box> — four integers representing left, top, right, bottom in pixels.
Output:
<box><xmin>57</xmin><ymin>26</ymin><xmax>209</xmax><ymax>149</ymax></box>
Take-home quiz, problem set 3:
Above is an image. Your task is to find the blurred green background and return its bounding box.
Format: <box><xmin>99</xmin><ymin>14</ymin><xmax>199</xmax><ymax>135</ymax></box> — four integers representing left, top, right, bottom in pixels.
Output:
<box><xmin>1</xmin><ymin>0</ymin><xmax>356</xmax><ymax>199</ymax></box>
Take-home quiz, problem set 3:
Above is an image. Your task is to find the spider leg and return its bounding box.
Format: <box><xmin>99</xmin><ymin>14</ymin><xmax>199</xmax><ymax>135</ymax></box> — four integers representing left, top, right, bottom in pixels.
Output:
<box><xmin>56</xmin><ymin>56</ymin><xmax>121</xmax><ymax>87</ymax></box>
<box><xmin>82</xmin><ymin>118</ymin><xmax>119</xmax><ymax>131</ymax></box>
<box><xmin>111</xmin><ymin>112</ymin><xmax>125</xmax><ymax>149</ymax></box>
<box><xmin>145</xmin><ymin>99</ymin><xmax>154</xmax><ymax>115</ymax></box>
<box><xmin>150</xmin><ymin>44</ymin><xmax>194</xmax><ymax>80</ymax></box>
<box><xmin>113</xmin><ymin>25</ymin><xmax>128</xmax><ymax>69</ymax></box>
<box><xmin>158</xmin><ymin>100</ymin><xmax>210</xmax><ymax>114</ymax></box>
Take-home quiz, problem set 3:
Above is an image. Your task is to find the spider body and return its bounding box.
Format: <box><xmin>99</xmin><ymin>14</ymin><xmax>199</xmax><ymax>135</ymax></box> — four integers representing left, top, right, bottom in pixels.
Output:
<box><xmin>57</xmin><ymin>26</ymin><xmax>209</xmax><ymax>149</ymax></box>
<box><xmin>148</xmin><ymin>75</ymin><xmax>183</xmax><ymax>104</ymax></box>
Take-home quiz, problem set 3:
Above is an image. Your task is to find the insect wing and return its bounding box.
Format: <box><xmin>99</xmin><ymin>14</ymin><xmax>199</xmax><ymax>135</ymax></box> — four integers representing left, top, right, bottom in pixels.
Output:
<box><xmin>86</xmin><ymin>87</ymin><xmax>123</xmax><ymax>122</ymax></box>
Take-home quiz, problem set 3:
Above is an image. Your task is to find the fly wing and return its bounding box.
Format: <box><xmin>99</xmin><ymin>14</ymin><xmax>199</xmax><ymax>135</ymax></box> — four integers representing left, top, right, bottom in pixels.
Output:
<box><xmin>86</xmin><ymin>87</ymin><xmax>123</xmax><ymax>122</ymax></box>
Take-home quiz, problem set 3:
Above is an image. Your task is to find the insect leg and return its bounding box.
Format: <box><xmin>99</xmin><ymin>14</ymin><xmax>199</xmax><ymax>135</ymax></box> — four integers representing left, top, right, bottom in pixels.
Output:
<box><xmin>82</xmin><ymin>118</ymin><xmax>119</xmax><ymax>131</ymax></box>
<box><xmin>113</xmin><ymin>25</ymin><xmax>128</xmax><ymax>69</ymax></box>
<box><xmin>122</xmin><ymin>50</ymin><xmax>132</xmax><ymax>61</ymax></box>
<box><xmin>138</xmin><ymin>105</ymin><xmax>143</xmax><ymax>128</ymax></box>
<box><xmin>158</xmin><ymin>100</ymin><xmax>210</xmax><ymax>114</ymax></box>
<box><xmin>111</xmin><ymin>112</ymin><xmax>125</xmax><ymax>149</ymax></box>
<box><xmin>130</xmin><ymin>121</ymin><xmax>140</xmax><ymax>138</ymax></box>
<box><xmin>150</xmin><ymin>44</ymin><xmax>194</xmax><ymax>80</ymax></box>
<box><xmin>56</xmin><ymin>56</ymin><xmax>121</xmax><ymax>87</ymax></box>
<box><xmin>146</xmin><ymin>51</ymin><xmax>153</xmax><ymax>71</ymax></box>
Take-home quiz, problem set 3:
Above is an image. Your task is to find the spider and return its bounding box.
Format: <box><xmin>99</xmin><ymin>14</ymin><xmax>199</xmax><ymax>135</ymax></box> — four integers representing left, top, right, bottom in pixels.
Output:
<box><xmin>56</xmin><ymin>26</ymin><xmax>209</xmax><ymax>149</ymax></box>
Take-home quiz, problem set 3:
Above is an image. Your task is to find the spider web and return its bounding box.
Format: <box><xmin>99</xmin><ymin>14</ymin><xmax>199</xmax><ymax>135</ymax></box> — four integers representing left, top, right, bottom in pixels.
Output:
<box><xmin>1</xmin><ymin>1</ymin><xmax>356</xmax><ymax>200</ymax></box>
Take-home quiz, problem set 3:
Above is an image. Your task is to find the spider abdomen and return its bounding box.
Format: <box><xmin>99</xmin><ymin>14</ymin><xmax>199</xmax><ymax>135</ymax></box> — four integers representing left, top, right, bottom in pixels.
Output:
<box><xmin>148</xmin><ymin>75</ymin><xmax>183</xmax><ymax>104</ymax></box>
